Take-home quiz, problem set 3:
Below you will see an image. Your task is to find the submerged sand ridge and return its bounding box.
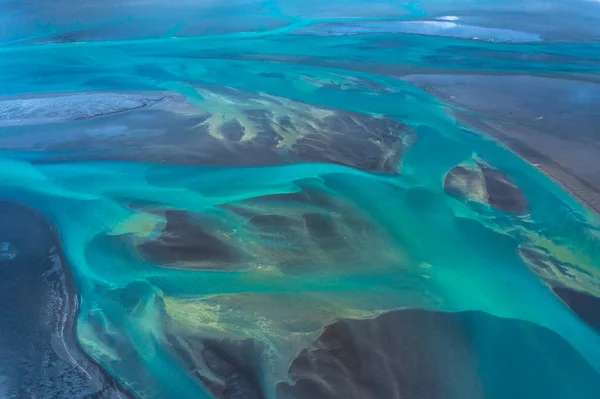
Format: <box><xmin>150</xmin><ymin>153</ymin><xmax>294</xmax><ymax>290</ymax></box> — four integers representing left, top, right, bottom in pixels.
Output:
<box><xmin>0</xmin><ymin>87</ymin><xmax>414</xmax><ymax>173</ymax></box>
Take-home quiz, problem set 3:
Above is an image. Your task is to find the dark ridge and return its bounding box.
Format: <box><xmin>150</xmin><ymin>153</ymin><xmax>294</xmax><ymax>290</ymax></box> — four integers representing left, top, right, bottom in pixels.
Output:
<box><xmin>249</xmin><ymin>214</ymin><xmax>297</xmax><ymax>234</ymax></box>
<box><xmin>220</xmin><ymin>179</ymin><xmax>386</xmax><ymax>273</ymax></box>
<box><xmin>479</xmin><ymin>163</ymin><xmax>529</xmax><ymax>214</ymax></box>
<box><xmin>277</xmin><ymin>309</ymin><xmax>600</xmax><ymax>399</ymax></box>
<box><xmin>278</xmin><ymin>115</ymin><xmax>294</xmax><ymax>129</ymax></box>
<box><xmin>138</xmin><ymin>210</ymin><xmax>242</xmax><ymax>267</ymax></box>
<box><xmin>203</xmin><ymin>341</ymin><xmax>264</xmax><ymax>399</ymax></box>
<box><xmin>168</xmin><ymin>335</ymin><xmax>265</xmax><ymax>399</ymax></box>
<box><xmin>552</xmin><ymin>287</ymin><xmax>600</xmax><ymax>333</ymax></box>
<box><xmin>444</xmin><ymin>161</ymin><xmax>529</xmax><ymax>214</ymax></box>
<box><xmin>288</xmin><ymin>113</ymin><xmax>408</xmax><ymax>174</ymax></box>
<box><xmin>302</xmin><ymin>212</ymin><xmax>345</xmax><ymax>248</ymax></box>
<box><xmin>0</xmin><ymin>201</ymin><xmax>131</xmax><ymax>398</ymax></box>
<box><xmin>4</xmin><ymin>88</ymin><xmax>412</xmax><ymax>173</ymax></box>
<box><xmin>220</xmin><ymin>119</ymin><xmax>246</xmax><ymax>141</ymax></box>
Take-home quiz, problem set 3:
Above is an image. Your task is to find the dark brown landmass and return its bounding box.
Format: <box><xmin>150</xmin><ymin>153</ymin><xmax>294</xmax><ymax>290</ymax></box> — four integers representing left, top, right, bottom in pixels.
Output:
<box><xmin>404</xmin><ymin>74</ymin><xmax>600</xmax><ymax>213</ymax></box>
<box><xmin>138</xmin><ymin>210</ymin><xmax>245</xmax><ymax>268</ymax></box>
<box><xmin>165</xmin><ymin>308</ymin><xmax>600</xmax><ymax>399</ymax></box>
<box><xmin>444</xmin><ymin>156</ymin><xmax>529</xmax><ymax>214</ymax></box>
<box><xmin>135</xmin><ymin>179</ymin><xmax>398</xmax><ymax>274</ymax></box>
<box><xmin>0</xmin><ymin>88</ymin><xmax>414</xmax><ymax>174</ymax></box>
<box><xmin>167</xmin><ymin>335</ymin><xmax>265</xmax><ymax>399</ymax></box>
<box><xmin>276</xmin><ymin>309</ymin><xmax>600</xmax><ymax>399</ymax></box>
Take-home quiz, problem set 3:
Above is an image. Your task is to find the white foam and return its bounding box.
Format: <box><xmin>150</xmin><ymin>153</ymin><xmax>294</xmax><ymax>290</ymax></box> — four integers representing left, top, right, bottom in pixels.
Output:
<box><xmin>438</xmin><ymin>16</ymin><xmax>460</xmax><ymax>21</ymax></box>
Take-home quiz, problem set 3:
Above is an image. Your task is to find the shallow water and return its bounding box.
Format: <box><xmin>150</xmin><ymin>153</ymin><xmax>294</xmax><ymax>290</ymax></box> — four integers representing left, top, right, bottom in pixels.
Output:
<box><xmin>1</xmin><ymin>1</ymin><xmax>600</xmax><ymax>398</ymax></box>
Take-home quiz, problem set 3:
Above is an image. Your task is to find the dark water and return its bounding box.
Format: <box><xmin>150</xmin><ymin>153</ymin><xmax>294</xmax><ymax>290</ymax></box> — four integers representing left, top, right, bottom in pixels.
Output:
<box><xmin>0</xmin><ymin>1</ymin><xmax>600</xmax><ymax>398</ymax></box>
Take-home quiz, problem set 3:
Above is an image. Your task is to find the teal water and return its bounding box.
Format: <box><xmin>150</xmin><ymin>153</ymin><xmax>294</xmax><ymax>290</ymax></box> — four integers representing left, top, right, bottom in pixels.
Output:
<box><xmin>1</xmin><ymin>2</ymin><xmax>600</xmax><ymax>398</ymax></box>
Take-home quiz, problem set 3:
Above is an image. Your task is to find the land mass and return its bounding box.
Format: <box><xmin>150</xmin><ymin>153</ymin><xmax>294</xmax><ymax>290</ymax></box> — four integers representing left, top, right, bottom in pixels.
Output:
<box><xmin>403</xmin><ymin>74</ymin><xmax>600</xmax><ymax>213</ymax></box>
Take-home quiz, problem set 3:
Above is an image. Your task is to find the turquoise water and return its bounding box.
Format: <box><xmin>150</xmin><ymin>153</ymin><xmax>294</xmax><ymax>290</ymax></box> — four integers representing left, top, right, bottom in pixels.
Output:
<box><xmin>1</xmin><ymin>2</ymin><xmax>600</xmax><ymax>398</ymax></box>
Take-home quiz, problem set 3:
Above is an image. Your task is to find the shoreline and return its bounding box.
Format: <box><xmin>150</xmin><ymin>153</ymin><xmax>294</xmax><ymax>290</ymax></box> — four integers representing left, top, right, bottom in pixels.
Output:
<box><xmin>455</xmin><ymin>113</ymin><xmax>600</xmax><ymax>216</ymax></box>
<box><xmin>402</xmin><ymin>73</ymin><xmax>600</xmax><ymax>217</ymax></box>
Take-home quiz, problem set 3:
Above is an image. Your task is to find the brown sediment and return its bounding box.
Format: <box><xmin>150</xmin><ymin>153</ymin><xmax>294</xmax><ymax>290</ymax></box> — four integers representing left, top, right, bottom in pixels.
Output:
<box><xmin>2</xmin><ymin>88</ymin><xmax>414</xmax><ymax>174</ymax></box>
